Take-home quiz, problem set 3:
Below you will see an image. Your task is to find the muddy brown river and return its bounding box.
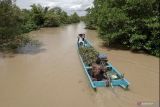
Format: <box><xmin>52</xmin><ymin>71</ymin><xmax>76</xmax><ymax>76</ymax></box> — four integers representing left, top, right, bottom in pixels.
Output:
<box><xmin>0</xmin><ymin>22</ymin><xmax>159</xmax><ymax>107</ymax></box>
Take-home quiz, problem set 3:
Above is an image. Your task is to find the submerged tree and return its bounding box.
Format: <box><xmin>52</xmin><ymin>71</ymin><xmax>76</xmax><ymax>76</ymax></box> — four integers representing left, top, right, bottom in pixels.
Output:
<box><xmin>0</xmin><ymin>0</ymin><xmax>30</xmax><ymax>49</ymax></box>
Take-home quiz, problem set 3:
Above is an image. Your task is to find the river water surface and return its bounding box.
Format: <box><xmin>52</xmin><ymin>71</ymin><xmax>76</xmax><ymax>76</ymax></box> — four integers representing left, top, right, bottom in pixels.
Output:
<box><xmin>0</xmin><ymin>22</ymin><xmax>159</xmax><ymax>107</ymax></box>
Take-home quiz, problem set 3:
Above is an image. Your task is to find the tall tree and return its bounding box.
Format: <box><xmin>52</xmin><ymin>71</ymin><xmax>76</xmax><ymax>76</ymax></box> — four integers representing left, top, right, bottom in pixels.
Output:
<box><xmin>0</xmin><ymin>0</ymin><xmax>30</xmax><ymax>49</ymax></box>
<box><xmin>30</xmin><ymin>4</ymin><xmax>45</xmax><ymax>26</ymax></box>
<box><xmin>70</xmin><ymin>12</ymin><xmax>80</xmax><ymax>23</ymax></box>
<box><xmin>85</xmin><ymin>0</ymin><xmax>160</xmax><ymax>56</ymax></box>
<box><xmin>0</xmin><ymin>0</ymin><xmax>22</xmax><ymax>39</ymax></box>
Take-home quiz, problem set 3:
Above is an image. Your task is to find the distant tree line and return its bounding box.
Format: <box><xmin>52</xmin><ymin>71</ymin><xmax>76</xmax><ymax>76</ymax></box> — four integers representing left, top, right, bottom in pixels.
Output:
<box><xmin>85</xmin><ymin>0</ymin><xmax>160</xmax><ymax>57</ymax></box>
<box><xmin>0</xmin><ymin>0</ymin><xmax>80</xmax><ymax>50</ymax></box>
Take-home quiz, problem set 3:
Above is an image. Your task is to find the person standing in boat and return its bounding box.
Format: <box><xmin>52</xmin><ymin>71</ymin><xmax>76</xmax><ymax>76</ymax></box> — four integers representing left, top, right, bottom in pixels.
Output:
<box><xmin>82</xmin><ymin>33</ymin><xmax>85</xmax><ymax>41</ymax></box>
<box><xmin>77</xmin><ymin>33</ymin><xmax>86</xmax><ymax>47</ymax></box>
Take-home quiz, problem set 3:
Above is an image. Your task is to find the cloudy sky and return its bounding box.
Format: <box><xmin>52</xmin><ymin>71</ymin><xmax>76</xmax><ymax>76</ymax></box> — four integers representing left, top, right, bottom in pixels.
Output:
<box><xmin>16</xmin><ymin>0</ymin><xmax>94</xmax><ymax>16</ymax></box>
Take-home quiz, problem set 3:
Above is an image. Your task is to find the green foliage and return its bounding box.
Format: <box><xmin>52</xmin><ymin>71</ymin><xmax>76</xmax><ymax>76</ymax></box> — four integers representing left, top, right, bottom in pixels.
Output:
<box><xmin>79</xmin><ymin>47</ymin><xmax>99</xmax><ymax>65</ymax></box>
<box><xmin>0</xmin><ymin>0</ymin><xmax>21</xmax><ymax>38</ymax></box>
<box><xmin>60</xmin><ymin>11</ymin><xmax>70</xmax><ymax>24</ymax></box>
<box><xmin>0</xmin><ymin>0</ymin><xmax>80</xmax><ymax>50</ymax></box>
<box><xmin>0</xmin><ymin>0</ymin><xmax>30</xmax><ymax>50</ymax></box>
<box><xmin>44</xmin><ymin>13</ymin><xmax>60</xmax><ymax>27</ymax></box>
<box><xmin>85</xmin><ymin>0</ymin><xmax>160</xmax><ymax>57</ymax></box>
<box><xmin>20</xmin><ymin>9</ymin><xmax>38</xmax><ymax>33</ymax></box>
<box><xmin>30</xmin><ymin>4</ymin><xmax>45</xmax><ymax>26</ymax></box>
<box><xmin>21</xmin><ymin>21</ymin><xmax>38</xmax><ymax>33</ymax></box>
<box><xmin>70</xmin><ymin>12</ymin><xmax>80</xmax><ymax>23</ymax></box>
<box><xmin>85</xmin><ymin>8</ymin><xmax>97</xmax><ymax>29</ymax></box>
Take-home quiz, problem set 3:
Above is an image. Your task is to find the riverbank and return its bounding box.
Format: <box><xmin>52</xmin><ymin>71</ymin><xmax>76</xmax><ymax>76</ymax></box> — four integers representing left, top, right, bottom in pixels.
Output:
<box><xmin>0</xmin><ymin>22</ymin><xmax>159</xmax><ymax>107</ymax></box>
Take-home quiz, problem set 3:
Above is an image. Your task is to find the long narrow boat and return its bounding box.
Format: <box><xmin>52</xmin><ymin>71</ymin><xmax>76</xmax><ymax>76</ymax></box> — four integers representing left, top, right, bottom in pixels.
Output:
<box><xmin>77</xmin><ymin>38</ymin><xmax>130</xmax><ymax>90</ymax></box>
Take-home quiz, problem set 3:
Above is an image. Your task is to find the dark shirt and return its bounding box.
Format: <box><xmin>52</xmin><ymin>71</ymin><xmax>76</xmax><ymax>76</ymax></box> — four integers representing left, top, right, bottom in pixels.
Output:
<box><xmin>92</xmin><ymin>71</ymin><xmax>105</xmax><ymax>81</ymax></box>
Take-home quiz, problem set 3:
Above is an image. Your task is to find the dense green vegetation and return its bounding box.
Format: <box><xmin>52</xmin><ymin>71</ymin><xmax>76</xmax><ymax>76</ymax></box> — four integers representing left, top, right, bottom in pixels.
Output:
<box><xmin>0</xmin><ymin>0</ymin><xmax>80</xmax><ymax>50</ymax></box>
<box><xmin>0</xmin><ymin>0</ymin><xmax>30</xmax><ymax>50</ymax></box>
<box><xmin>70</xmin><ymin>12</ymin><xmax>81</xmax><ymax>23</ymax></box>
<box><xmin>79</xmin><ymin>47</ymin><xmax>99</xmax><ymax>65</ymax></box>
<box><xmin>85</xmin><ymin>0</ymin><xmax>160</xmax><ymax>57</ymax></box>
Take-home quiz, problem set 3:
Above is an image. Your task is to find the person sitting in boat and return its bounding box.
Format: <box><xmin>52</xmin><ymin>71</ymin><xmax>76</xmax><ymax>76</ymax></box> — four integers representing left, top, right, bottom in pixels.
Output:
<box><xmin>91</xmin><ymin>63</ymin><xmax>110</xmax><ymax>86</ymax></box>
<box><xmin>92</xmin><ymin>57</ymin><xmax>107</xmax><ymax>80</ymax></box>
<box><xmin>91</xmin><ymin>57</ymin><xmax>110</xmax><ymax>86</ymax></box>
<box><xmin>92</xmin><ymin>63</ymin><xmax>105</xmax><ymax>81</ymax></box>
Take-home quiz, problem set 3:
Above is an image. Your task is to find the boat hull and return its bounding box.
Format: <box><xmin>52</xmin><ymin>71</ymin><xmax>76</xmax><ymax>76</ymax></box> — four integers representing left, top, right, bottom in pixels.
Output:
<box><xmin>77</xmin><ymin>40</ymin><xmax>130</xmax><ymax>89</ymax></box>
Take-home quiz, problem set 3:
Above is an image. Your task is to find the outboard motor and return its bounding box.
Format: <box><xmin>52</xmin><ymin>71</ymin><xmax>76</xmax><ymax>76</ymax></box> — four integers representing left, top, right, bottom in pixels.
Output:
<box><xmin>97</xmin><ymin>53</ymin><xmax>108</xmax><ymax>66</ymax></box>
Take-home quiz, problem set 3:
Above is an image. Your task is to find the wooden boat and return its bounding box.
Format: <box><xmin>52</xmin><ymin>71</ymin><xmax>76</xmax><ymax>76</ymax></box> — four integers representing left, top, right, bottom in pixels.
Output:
<box><xmin>77</xmin><ymin>38</ymin><xmax>130</xmax><ymax>90</ymax></box>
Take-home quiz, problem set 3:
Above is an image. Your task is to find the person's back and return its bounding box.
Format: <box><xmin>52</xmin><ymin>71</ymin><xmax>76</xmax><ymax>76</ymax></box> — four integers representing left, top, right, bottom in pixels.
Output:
<box><xmin>92</xmin><ymin>63</ymin><xmax>105</xmax><ymax>81</ymax></box>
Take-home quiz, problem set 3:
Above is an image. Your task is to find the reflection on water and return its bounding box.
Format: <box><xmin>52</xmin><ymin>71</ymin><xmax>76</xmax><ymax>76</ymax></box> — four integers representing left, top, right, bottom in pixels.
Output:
<box><xmin>16</xmin><ymin>42</ymin><xmax>46</xmax><ymax>55</ymax></box>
